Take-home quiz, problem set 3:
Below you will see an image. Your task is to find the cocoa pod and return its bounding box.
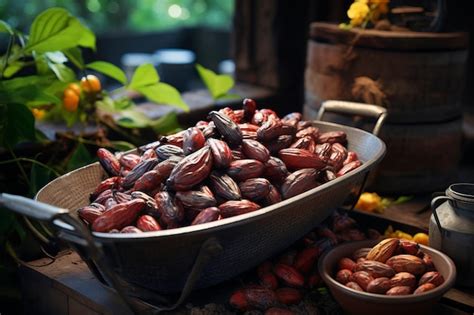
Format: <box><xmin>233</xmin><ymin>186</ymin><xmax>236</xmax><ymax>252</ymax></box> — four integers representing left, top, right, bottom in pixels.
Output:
<box><xmin>219</xmin><ymin>199</ymin><xmax>260</xmax><ymax>218</ymax></box>
<box><xmin>175</xmin><ymin>186</ymin><xmax>216</xmax><ymax>209</ymax></box>
<box><xmin>343</xmin><ymin>151</ymin><xmax>359</xmax><ymax>165</ymax></box>
<box><xmin>239</xmin><ymin>123</ymin><xmax>259</xmax><ymax>132</ymax></box>
<box><xmin>367</xmin><ymin>277</ymin><xmax>391</xmax><ymax>294</ymax></box>
<box><xmin>282</xmin><ymin>112</ymin><xmax>302</xmax><ymax>123</ymax></box>
<box><xmin>273</xmin><ymin>263</ymin><xmax>305</xmax><ymax>288</ymax></box>
<box><xmin>244</xmin><ymin>286</ymin><xmax>278</xmax><ymax>310</ymax></box>
<box><xmin>195</xmin><ymin>120</ymin><xmax>209</xmax><ymax>129</ymax></box>
<box><xmin>104</xmin><ymin>198</ymin><xmax>118</xmax><ymax>210</ymax></box>
<box><xmin>167</xmin><ymin>146</ymin><xmax>213</xmax><ymax>191</ymax></box>
<box><xmin>209</xmin><ymin>171</ymin><xmax>241</xmax><ymax>200</ymax></box>
<box><xmin>414</xmin><ymin>283</ymin><xmax>436</xmax><ymax>294</ymax></box>
<box><xmin>251</xmin><ymin>110</ymin><xmax>268</xmax><ymax>126</ymax></box>
<box><xmin>122</xmin><ymin>158</ymin><xmax>159</xmax><ymax>188</ymax></box>
<box><xmin>89</xmin><ymin>203</ymin><xmax>106</xmax><ymax>211</ymax></box>
<box><xmin>93</xmin><ymin>189</ymin><xmax>113</xmax><ymax>205</ymax></box>
<box><xmin>182</xmin><ymin>127</ymin><xmax>206</xmax><ymax>155</ymax></box>
<box><xmin>336</xmin><ymin>160</ymin><xmax>362</xmax><ymax>177</ymax></box>
<box><xmin>202</xmin><ymin>122</ymin><xmax>216</xmax><ymax>139</ymax></box>
<box><xmin>320</xmin><ymin>170</ymin><xmax>337</xmax><ymax>183</ymax></box>
<box><xmin>113</xmin><ymin>191</ymin><xmax>131</xmax><ymax>204</ymax></box>
<box><xmin>350</xmin><ymin>271</ymin><xmax>374</xmax><ymax>291</ymax></box>
<box><xmin>97</xmin><ymin>148</ymin><xmax>120</xmax><ymax>176</ymax></box>
<box><xmin>279</xmin><ymin>148</ymin><xmax>326</xmax><ymax>170</ymax></box>
<box><xmin>386</xmin><ymin>286</ymin><xmax>412</xmax><ymax>295</ymax></box>
<box><xmin>290</xmin><ymin>136</ymin><xmax>316</xmax><ymax>152</ymax></box>
<box><xmin>139</xmin><ymin>148</ymin><xmax>157</xmax><ymax>161</ymax></box>
<box><xmin>242</xmin><ymin>130</ymin><xmax>257</xmax><ymax>140</ymax></box>
<box><xmin>136</xmin><ymin>215</ymin><xmax>162</xmax><ymax>231</ymax></box>
<box><xmin>419</xmin><ymin>271</ymin><xmax>444</xmax><ymax>287</ymax></box>
<box><xmin>366</xmin><ymin>238</ymin><xmax>399</xmax><ymax>263</ymax></box>
<box><xmin>386</xmin><ymin>255</ymin><xmax>426</xmax><ymax>276</ymax></box>
<box><xmin>327</xmin><ymin>146</ymin><xmax>346</xmax><ymax>172</ymax></box>
<box><xmin>297</xmin><ymin>120</ymin><xmax>312</xmax><ymax>130</ymax></box>
<box><xmin>242</xmin><ymin>139</ymin><xmax>270</xmax><ymax>162</ymax></box>
<box><xmin>138</xmin><ymin>140</ymin><xmax>161</xmax><ymax>153</ymax></box>
<box><xmin>399</xmin><ymin>239</ymin><xmax>420</xmax><ymax>255</ymax></box>
<box><xmin>78</xmin><ymin>206</ymin><xmax>103</xmax><ymax>224</ymax></box>
<box><xmin>207</xmin><ymin>138</ymin><xmax>233</xmax><ymax>168</ymax></box>
<box><xmin>227</xmin><ymin>159</ymin><xmax>264</xmax><ymax>182</ymax></box>
<box><xmin>243</xmin><ymin>98</ymin><xmax>257</xmax><ymax>121</ymax></box>
<box><xmin>219</xmin><ymin>107</ymin><xmax>241</xmax><ymax>124</ymax></box>
<box><xmin>131</xmin><ymin>191</ymin><xmax>156</xmax><ymax>206</ymax></box>
<box><xmin>120</xmin><ymin>226</ymin><xmax>142</xmax><ymax>233</ymax></box>
<box><xmin>259</xmin><ymin>272</ymin><xmax>279</xmax><ymax>290</ymax></box>
<box><xmin>92</xmin><ymin>199</ymin><xmax>146</xmax><ymax>232</ymax></box>
<box><xmin>257</xmin><ymin>119</ymin><xmax>284</xmax><ymax>142</ymax></box>
<box><xmin>331</xmin><ymin>142</ymin><xmax>348</xmax><ymax>157</ymax></box>
<box><xmin>280</xmin><ymin>168</ymin><xmax>318</xmax><ymax>199</ymax></box>
<box><xmin>231</xmin><ymin>149</ymin><xmax>246</xmax><ymax>160</ymax></box>
<box><xmin>264</xmin><ymin>135</ymin><xmax>293</xmax><ymax>154</ymax></box>
<box><xmin>295</xmin><ymin>126</ymin><xmax>319</xmax><ymax>141</ymax></box>
<box><xmin>423</xmin><ymin>253</ymin><xmax>435</xmax><ymax>271</ymax></box>
<box><xmin>160</xmin><ymin>130</ymin><xmax>185</xmax><ymax>147</ymax></box>
<box><xmin>119</xmin><ymin>154</ymin><xmax>141</xmax><ymax>170</ymax></box>
<box><xmin>315</xmin><ymin>143</ymin><xmax>332</xmax><ymax>162</ymax></box>
<box><xmin>345</xmin><ymin>281</ymin><xmax>364</xmax><ymax>292</ymax></box>
<box><xmin>208</xmin><ymin>110</ymin><xmax>243</xmax><ymax>147</ymax></box>
<box><xmin>132</xmin><ymin>170</ymin><xmax>163</xmax><ymax>192</ymax></box>
<box><xmin>275</xmin><ymin>288</ymin><xmax>303</xmax><ymax>305</ymax></box>
<box><xmin>154</xmin><ymin>191</ymin><xmax>185</xmax><ymax>228</ymax></box>
<box><xmin>229</xmin><ymin>289</ymin><xmax>249</xmax><ymax>311</ymax></box>
<box><xmin>354</xmin><ymin>260</ymin><xmax>395</xmax><ymax>279</ymax></box>
<box><xmin>90</xmin><ymin>177</ymin><xmax>120</xmax><ymax>201</ymax></box>
<box><xmin>239</xmin><ymin>178</ymin><xmax>271</xmax><ymax>201</ymax></box>
<box><xmin>233</xmin><ymin>109</ymin><xmax>245</xmax><ymax>123</ymax></box>
<box><xmin>390</xmin><ymin>272</ymin><xmax>417</xmax><ymax>289</ymax></box>
<box><xmin>153</xmin><ymin>155</ymin><xmax>182</xmax><ymax>178</ymax></box>
<box><xmin>338</xmin><ymin>257</ymin><xmax>357</xmax><ymax>272</ymax></box>
<box><xmin>263</xmin><ymin>185</ymin><xmax>282</xmax><ymax>206</ymax></box>
<box><xmin>191</xmin><ymin>207</ymin><xmax>220</xmax><ymax>225</ymax></box>
<box><xmin>293</xmin><ymin>247</ymin><xmax>319</xmax><ymax>274</ymax></box>
<box><xmin>318</xmin><ymin>131</ymin><xmax>347</xmax><ymax>144</ymax></box>
<box><xmin>336</xmin><ymin>269</ymin><xmax>353</xmax><ymax>285</ymax></box>
<box><xmin>264</xmin><ymin>157</ymin><xmax>289</xmax><ymax>184</ymax></box>
<box><xmin>155</xmin><ymin>144</ymin><xmax>184</xmax><ymax>161</ymax></box>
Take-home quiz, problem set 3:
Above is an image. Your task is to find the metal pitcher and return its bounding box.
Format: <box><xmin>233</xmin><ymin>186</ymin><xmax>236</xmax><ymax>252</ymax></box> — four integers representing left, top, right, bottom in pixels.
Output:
<box><xmin>430</xmin><ymin>183</ymin><xmax>474</xmax><ymax>287</ymax></box>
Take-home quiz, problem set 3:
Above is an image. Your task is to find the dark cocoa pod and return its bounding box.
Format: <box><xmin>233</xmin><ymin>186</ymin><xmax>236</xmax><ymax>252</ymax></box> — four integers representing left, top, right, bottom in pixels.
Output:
<box><xmin>113</xmin><ymin>191</ymin><xmax>131</xmax><ymax>204</ymax></box>
<box><xmin>207</xmin><ymin>138</ymin><xmax>233</xmax><ymax>168</ymax></box>
<box><xmin>238</xmin><ymin>123</ymin><xmax>259</xmax><ymax>132</ymax></box>
<box><xmin>219</xmin><ymin>199</ymin><xmax>261</xmax><ymax>218</ymax></box>
<box><xmin>418</xmin><ymin>271</ymin><xmax>444</xmax><ymax>287</ymax></box>
<box><xmin>290</xmin><ymin>136</ymin><xmax>316</xmax><ymax>152</ymax></box>
<box><xmin>295</xmin><ymin>126</ymin><xmax>319</xmax><ymax>141</ymax></box>
<box><xmin>130</xmin><ymin>191</ymin><xmax>157</xmax><ymax>209</ymax></box>
<box><xmin>281</xmin><ymin>168</ymin><xmax>319</xmax><ymax>199</ymax></box>
<box><xmin>182</xmin><ymin>127</ymin><xmax>206</xmax><ymax>155</ymax></box>
<box><xmin>155</xmin><ymin>144</ymin><xmax>184</xmax><ymax>161</ymax></box>
<box><xmin>119</xmin><ymin>154</ymin><xmax>141</xmax><ymax>170</ymax></box>
<box><xmin>92</xmin><ymin>199</ymin><xmax>146</xmax><ymax>232</ymax></box>
<box><xmin>191</xmin><ymin>207</ymin><xmax>220</xmax><ymax>225</ymax></box>
<box><xmin>122</xmin><ymin>158</ymin><xmax>159</xmax><ymax>188</ymax></box>
<box><xmin>97</xmin><ymin>148</ymin><xmax>120</xmax><ymax>176</ymax></box>
<box><xmin>120</xmin><ymin>226</ymin><xmax>142</xmax><ymax>233</ymax></box>
<box><xmin>153</xmin><ymin>155</ymin><xmax>182</xmax><ymax>178</ymax></box>
<box><xmin>257</xmin><ymin>119</ymin><xmax>284</xmax><ymax>142</ymax></box>
<box><xmin>167</xmin><ymin>146</ymin><xmax>213</xmax><ymax>191</ymax></box>
<box><xmin>78</xmin><ymin>206</ymin><xmax>103</xmax><ymax>224</ymax></box>
<box><xmin>93</xmin><ymin>189</ymin><xmax>113</xmax><ymax>205</ymax></box>
<box><xmin>154</xmin><ymin>191</ymin><xmax>185</xmax><ymax>228</ymax></box>
<box><xmin>327</xmin><ymin>148</ymin><xmax>346</xmax><ymax>172</ymax></box>
<box><xmin>239</xmin><ymin>178</ymin><xmax>271</xmax><ymax>201</ymax></box>
<box><xmin>90</xmin><ymin>176</ymin><xmax>120</xmax><ymax>201</ymax></box>
<box><xmin>264</xmin><ymin>185</ymin><xmax>282</xmax><ymax>206</ymax></box>
<box><xmin>318</xmin><ymin>131</ymin><xmax>347</xmax><ymax>144</ymax></box>
<box><xmin>336</xmin><ymin>160</ymin><xmax>362</xmax><ymax>177</ymax></box>
<box><xmin>140</xmin><ymin>148</ymin><xmax>157</xmax><ymax>161</ymax></box>
<box><xmin>136</xmin><ymin>214</ymin><xmax>162</xmax><ymax>231</ymax></box>
<box><xmin>160</xmin><ymin>130</ymin><xmax>185</xmax><ymax>147</ymax></box>
<box><xmin>227</xmin><ymin>159</ymin><xmax>265</xmax><ymax>182</ymax></box>
<box><xmin>279</xmin><ymin>148</ymin><xmax>326</xmax><ymax>170</ymax></box>
<box><xmin>231</xmin><ymin>149</ymin><xmax>246</xmax><ymax>160</ymax></box>
<box><xmin>242</xmin><ymin>139</ymin><xmax>270</xmax><ymax>163</ymax></box>
<box><xmin>264</xmin><ymin>157</ymin><xmax>289</xmax><ymax>184</ymax></box>
<box><xmin>175</xmin><ymin>186</ymin><xmax>217</xmax><ymax>209</ymax></box>
<box><xmin>138</xmin><ymin>140</ymin><xmax>161</xmax><ymax>153</ymax></box>
<box><xmin>209</xmin><ymin>171</ymin><xmax>241</xmax><ymax>201</ymax></box>
<box><xmin>243</xmin><ymin>98</ymin><xmax>257</xmax><ymax>121</ymax></box>
<box><xmin>315</xmin><ymin>143</ymin><xmax>332</xmax><ymax>159</ymax></box>
<box><xmin>264</xmin><ymin>135</ymin><xmax>293</xmax><ymax>155</ymax></box>
<box><xmin>132</xmin><ymin>170</ymin><xmax>163</xmax><ymax>192</ymax></box>
<box><xmin>208</xmin><ymin>111</ymin><xmax>243</xmax><ymax>147</ymax></box>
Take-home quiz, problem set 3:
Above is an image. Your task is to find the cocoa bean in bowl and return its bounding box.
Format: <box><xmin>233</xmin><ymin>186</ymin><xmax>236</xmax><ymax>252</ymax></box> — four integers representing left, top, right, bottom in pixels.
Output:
<box><xmin>318</xmin><ymin>239</ymin><xmax>456</xmax><ymax>315</ymax></box>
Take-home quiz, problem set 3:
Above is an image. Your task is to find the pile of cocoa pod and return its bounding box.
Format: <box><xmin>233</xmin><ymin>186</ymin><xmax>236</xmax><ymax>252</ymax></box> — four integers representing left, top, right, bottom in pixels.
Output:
<box><xmin>335</xmin><ymin>238</ymin><xmax>444</xmax><ymax>295</ymax></box>
<box><xmin>78</xmin><ymin>98</ymin><xmax>362</xmax><ymax>233</ymax></box>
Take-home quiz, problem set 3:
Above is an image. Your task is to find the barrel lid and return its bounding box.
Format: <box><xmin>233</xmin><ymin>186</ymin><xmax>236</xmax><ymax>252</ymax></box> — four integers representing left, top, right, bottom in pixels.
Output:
<box><xmin>309</xmin><ymin>22</ymin><xmax>469</xmax><ymax>51</ymax></box>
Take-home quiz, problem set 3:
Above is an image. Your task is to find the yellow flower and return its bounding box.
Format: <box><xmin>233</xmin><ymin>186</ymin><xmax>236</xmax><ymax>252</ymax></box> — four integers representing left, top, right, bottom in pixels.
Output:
<box><xmin>347</xmin><ymin>2</ymin><xmax>370</xmax><ymax>26</ymax></box>
<box><xmin>355</xmin><ymin>192</ymin><xmax>382</xmax><ymax>212</ymax></box>
<box><xmin>31</xmin><ymin>108</ymin><xmax>46</xmax><ymax>120</ymax></box>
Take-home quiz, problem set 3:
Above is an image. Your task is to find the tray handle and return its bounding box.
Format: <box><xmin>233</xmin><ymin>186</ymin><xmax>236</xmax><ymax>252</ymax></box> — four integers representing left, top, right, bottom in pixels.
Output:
<box><xmin>317</xmin><ymin>100</ymin><xmax>387</xmax><ymax>136</ymax></box>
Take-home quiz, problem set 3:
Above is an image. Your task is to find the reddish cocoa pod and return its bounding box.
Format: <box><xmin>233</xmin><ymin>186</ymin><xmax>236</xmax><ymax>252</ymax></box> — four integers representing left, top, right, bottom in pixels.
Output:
<box><xmin>273</xmin><ymin>264</ymin><xmax>305</xmax><ymax>288</ymax></box>
<box><xmin>195</xmin><ymin>120</ymin><xmax>209</xmax><ymax>129</ymax></box>
<box><xmin>229</xmin><ymin>289</ymin><xmax>249</xmax><ymax>311</ymax></box>
<box><xmin>336</xmin><ymin>269</ymin><xmax>353</xmax><ymax>285</ymax></box>
<box><xmin>233</xmin><ymin>109</ymin><xmax>245</xmax><ymax>123</ymax></box>
<box><xmin>296</xmin><ymin>126</ymin><xmax>320</xmax><ymax>141</ymax></box>
<box><xmin>423</xmin><ymin>253</ymin><xmax>435</xmax><ymax>271</ymax></box>
<box><xmin>239</xmin><ymin>178</ymin><xmax>271</xmax><ymax>201</ymax></box>
<box><xmin>160</xmin><ymin>130</ymin><xmax>185</xmax><ymax>148</ymax></box>
<box><xmin>104</xmin><ymin>198</ymin><xmax>118</xmax><ymax>210</ymax></box>
<box><xmin>419</xmin><ymin>271</ymin><xmax>444</xmax><ymax>287</ymax></box>
<box><xmin>114</xmin><ymin>191</ymin><xmax>131</xmax><ymax>204</ymax></box>
<box><xmin>132</xmin><ymin>170</ymin><xmax>163</xmax><ymax>192</ymax></box>
<box><xmin>219</xmin><ymin>199</ymin><xmax>260</xmax><ymax>218</ymax></box>
<box><xmin>264</xmin><ymin>157</ymin><xmax>289</xmax><ymax>184</ymax></box>
<box><xmin>344</xmin><ymin>281</ymin><xmax>363</xmax><ymax>292</ymax></box>
<box><xmin>208</xmin><ymin>110</ymin><xmax>243</xmax><ymax>147</ymax></box>
<box><xmin>282</xmin><ymin>112</ymin><xmax>302</xmax><ymax>123</ymax></box>
<box><xmin>251</xmin><ymin>110</ymin><xmax>268</xmax><ymax>126</ymax></box>
<box><xmin>414</xmin><ymin>283</ymin><xmax>436</xmax><ymax>294</ymax></box>
<box><xmin>202</xmin><ymin>122</ymin><xmax>216</xmax><ymax>139</ymax></box>
<box><xmin>227</xmin><ymin>159</ymin><xmax>264</xmax><ymax>182</ymax></box>
<box><xmin>122</xmin><ymin>158</ymin><xmax>159</xmax><ymax>188</ymax></box>
<box><xmin>260</xmin><ymin>108</ymin><xmax>278</xmax><ymax>118</ymax></box>
<box><xmin>315</xmin><ymin>143</ymin><xmax>332</xmax><ymax>161</ymax></box>
<box><xmin>219</xmin><ymin>107</ymin><xmax>242</xmax><ymax>123</ymax></box>
<box><xmin>131</xmin><ymin>191</ymin><xmax>156</xmax><ymax>206</ymax></box>
<box><xmin>386</xmin><ymin>286</ymin><xmax>412</xmax><ymax>295</ymax></box>
<box><xmin>280</xmin><ymin>168</ymin><xmax>319</xmax><ymax>199</ymax></box>
<box><xmin>350</xmin><ymin>271</ymin><xmax>374</xmax><ymax>291</ymax></box>
<box><xmin>138</xmin><ymin>140</ymin><xmax>161</xmax><ymax>153</ymax></box>
<box><xmin>155</xmin><ymin>144</ymin><xmax>184</xmax><ymax>161</ymax></box>
<box><xmin>243</xmin><ymin>98</ymin><xmax>257</xmax><ymax>121</ymax></box>
<box><xmin>264</xmin><ymin>135</ymin><xmax>294</xmax><ymax>155</ymax></box>
<box><xmin>257</xmin><ymin>119</ymin><xmax>285</xmax><ymax>142</ymax></box>
<box><xmin>239</xmin><ymin>123</ymin><xmax>259</xmax><ymax>132</ymax></box>
<box><xmin>293</xmin><ymin>247</ymin><xmax>319</xmax><ymax>274</ymax></box>
<box><xmin>275</xmin><ymin>288</ymin><xmax>303</xmax><ymax>305</ymax></box>
<box><xmin>93</xmin><ymin>189</ymin><xmax>113</xmax><ymax>205</ymax></box>
<box><xmin>263</xmin><ymin>185</ymin><xmax>282</xmax><ymax>206</ymax></box>
<box><xmin>354</xmin><ymin>260</ymin><xmax>395</xmax><ymax>278</ymax></box>
<box><xmin>390</xmin><ymin>272</ymin><xmax>417</xmax><ymax>289</ymax></box>
<box><xmin>343</xmin><ymin>151</ymin><xmax>359</xmax><ymax>165</ymax></box>
<box><xmin>231</xmin><ymin>149</ymin><xmax>246</xmax><ymax>160</ymax></box>
<box><xmin>89</xmin><ymin>203</ymin><xmax>106</xmax><ymax>211</ymax></box>
<box><xmin>154</xmin><ymin>191</ymin><xmax>185</xmax><ymax>228</ymax></box>
<box><xmin>152</xmin><ymin>156</ymin><xmax>180</xmax><ymax>178</ymax></box>
<box><xmin>242</xmin><ymin>130</ymin><xmax>258</xmax><ymax>140</ymax></box>
<box><xmin>297</xmin><ymin>120</ymin><xmax>312</xmax><ymax>130</ymax></box>
<box><xmin>209</xmin><ymin>172</ymin><xmax>241</xmax><ymax>200</ymax></box>
<box><xmin>290</xmin><ymin>136</ymin><xmax>316</xmax><ymax>152</ymax></box>
<box><xmin>167</xmin><ymin>146</ymin><xmax>213</xmax><ymax>191</ymax></box>
<box><xmin>318</xmin><ymin>131</ymin><xmax>347</xmax><ymax>144</ymax></box>
<box><xmin>207</xmin><ymin>138</ymin><xmax>233</xmax><ymax>168</ymax></box>
<box><xmin>259</xmin><ymin>272</ymin><xmax>279</xmax><ymax>290</ymax></box>
<box><xmin>242</xmin><ymin>139</ymin><xmax>270</xmax><ymax>162</ymax></box>
<box><xmin>338</xmin><ymin>257</ymin><xmax>357</xmax><ymax>272</ymax></box>
<box><xmin>386</xmin><ymin>255</ymin><xmax>426</xmax><ymax>276</ymax></box>
<box><xmin>399</xmin><ymin>239</ymin><xmax>420</xmax><ymax>255</ymax></box>
<box><xmin>92</xmin><ymin>199</ymin><xmax>146</xmax><ymax>232</ymax></box>
<box><xmin>97</xmin><ymin>148</ymin><xmax>120</xmax><ymax>176</ymax></box>
<box><xmin>136</xmin><ymin>215</ymin><xmax>162</xmax><ymax>231</ymax></box>
<box><xmin>90</xmin><ymin>177</ymin><xmax>120</xmax><ymax>201</ymax></box>
<box><xmin>140</xmin><ymin>148</ymin><xmax>157</xmax><ymax>162</ymax></box>
<box><xmin>367</xmin><ymin>277</ymin><xmax>391</xmax><ymax>294</ymax></box>
<box><xmin>191</xmin><ymin>207</ymin><xmax>220</xmax><ymax>225</ymax></box>
<box><xmin>336</xmin><ymin>160</ymin><xmax>362</xmax><ymax>177</ymax></box>
<box><xmin>307</xmin><ymin>270</ymin><xmax>323</xmax><ymax>289</ymax></box>
<box><xmin>328</xmin><ymin>146</ymin><xmax>346</xmax><ymax>172</ymax></box>
<box><xmin>78</xmin><ymin>206</ymin><xmax>103</xmax><ymax>224</ymax></box>
<box><xmin>120</xmin><ymin>226</ymin><xmax>142</xmax><ymax>233</ymax></box>
<box><xmin>244</xmin><ymin>286</ymin><xmax>278</xmax><ymax>310</ymax></box>
<box><xmin>182</xmin><ymin>127</ymin><xmax>206</xmax><ymax>155</ymax></box>
<box><xmin>175</xmin><ymin>186</ymin><xmax>217</xmax><ymax>209</ymax></box>
<box><xmin>279</xmin><ymin>148</ymin><xmax>326</xmax><ymax>170</ymax></box>
<box><xmin>265</xmin><ymin>307</ymin><xmax>295</xmax><ymax>315</ymax></box>
<box><xmin>119</xmin><ymin>154</ymin><xmax>141</xmax><ymax>170</ymax></box>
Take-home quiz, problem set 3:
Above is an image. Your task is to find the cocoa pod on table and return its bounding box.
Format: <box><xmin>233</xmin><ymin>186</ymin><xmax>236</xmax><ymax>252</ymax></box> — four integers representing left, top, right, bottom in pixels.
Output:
<box><xmin>209</xmin><ymin>171</ymin><xmax>241</xmax><ymax>201</ymax></box>
<box><xmin>191</xmin><ymin>207</ymin><xmax>220</xmax><ymax>225</ymax></box>
<box><xmin>155</xmin><ymin>144</ymin><xmax>184</xmax><ymax>161</ymax></box>
<box><xmin>167</xmin><ymin>146</ymin><xmax>213</xmax><ymax>191</ymax></box>
<box><xmin>182</xmin><ymin>127</ymin><xmax>206</xmax><ymax>155</ymax></box>
<box><xmin>92</xmin><ymin>199</ymin><xmax>146</xmax><ymax>232</ymax></box>
<box><xmin>241</xmin><ymin>139</ymin><xmax>270</xmax><ymax>163</ymax></box>
<box><xmin>227</xmin><ymin>159</ymin><xmax>265</xmax><ymax>182</ymax></box>
<box><xmin>175</xmin><ymin>186</ymin><xmax>217</xmax><ymax>209</ymax></box>
<box><xmin>239</xmin><ymin>178</ymin><xmax>271</xmax><ymax>201</ymax></box>
<box><xmin>219</xmin><ymin>200</ymin><xmax>260</xmax><ymax>218</ymax></box>
<box><xmin>280</xmin><ymin>168</ymin><xmax>319</xmax><ymax>199</ymax></box>
<box><xmin>122</xmin><ymin>158</ymin><xmax>159</xmax><ymax>188</ymax></box>
<box><xmin>208</xmin><ymin>111</ymin><xmax>243</xmax><ymax>147</ymax></box>
<box><xmin>136</xmin><ymin>215</ymin><xmax>162</xmax><ymax>231</ymax></box>
<box><xmin>207</xmin><ymin>138</ymin><xmax>233</xmax><ymax>169</ymax></box>
<box><xmin>154</xmin><ymin>191</ymin><xmax>185</xmax><ymax>228</ymax></box>
<box><xmin>279</xmin><ymin>148</ymin><xmax>326</xmax><ymax>170</ymax></box>
<box><xmin>97</xmin><ymin>148</ymin><xmax>120</xmax><ymax>176</ymax></box>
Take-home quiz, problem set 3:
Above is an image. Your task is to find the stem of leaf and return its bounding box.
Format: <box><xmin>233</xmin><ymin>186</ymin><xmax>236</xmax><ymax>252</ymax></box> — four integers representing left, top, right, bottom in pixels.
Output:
<box><xmin>0</xmin><ymin>34</ymin><xmax>15</xmax><ymax>79</ymax></box>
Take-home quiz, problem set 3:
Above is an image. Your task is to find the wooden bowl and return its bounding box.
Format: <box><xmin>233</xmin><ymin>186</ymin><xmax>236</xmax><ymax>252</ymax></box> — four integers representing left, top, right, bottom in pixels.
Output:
<box><xmin>318</xmin><ymin>240</ymin><xmax>456</xmax><ymax>315</ymax></box>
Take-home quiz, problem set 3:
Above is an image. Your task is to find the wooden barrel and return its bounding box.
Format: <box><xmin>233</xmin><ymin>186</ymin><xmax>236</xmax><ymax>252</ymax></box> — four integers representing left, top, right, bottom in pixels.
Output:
<box><xmin>304</xmin><ymin>22</ymin><xmax>469</xmax><ymax>193</ymax></box>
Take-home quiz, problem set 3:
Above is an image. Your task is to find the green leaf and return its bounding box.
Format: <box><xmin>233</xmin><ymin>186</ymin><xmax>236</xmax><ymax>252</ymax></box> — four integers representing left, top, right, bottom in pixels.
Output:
<box><xmin>109</xmin><ymin>140</ymin><xmax>136</xmax><ymax>151</ymax></box>
<box><xmin>66</xmin><ymin>143</ymin><xmax>94</xmax><ymax>172</ymax></box>
<box><xmin>149</xmin><ymin>111</ymin><xmax>181</xmax><ymax>134</ymax></box>
<box><xmin>48</xmin><ymin>62</ymin><xmax>76</xmax><ymax>82</ymax></box>
<box><xmin>196</xmin><ymin>64</ymin><xmax>235</xmax><ymax>100</ymax></box>
<box><xmin>0</xmin><ymin>103</ymin><xmax>36</xmax><ymax>148</ymax></box>
<box><xmin>0</xmin><ymin>20</ymin><xmax>14</xmax><ymax>35</ymax></box>
<box><xmin>64</xmin><ymin>47</ymin><xmax>84</xmax><ymax>70</ymax></box>
<box><xmin>25</xmin><ymin>8</ymin><xmax>96</xmax><ymax>53</ymax></box>
<box><xmin>45</xmin><ymin>51</ymin><xmax>68</xmax><ymax>64</ymax></box>
<box><xmin>3</xmin><ymin>61</ymin><xmax>25</xmax><ymax>78</ymax></box>
<box><xmin>95</xmin><ymin>96</ymin><xmax>134</xmax><ymax>113</ymax></box>
<box><xmin>129</xmin><ymin>63</ymin><xmax>159</xmax><ymax>89</ymax></box>
<box><xmin>393</xmin><ymin>195</ymin><xmax>414</xmax><ymax>205</ymax></box>
<box><xmin>86</xmin><ymin>61</ymin><xmax>127</xmax><ymax>85</ymax></box>
<box><xmin>136</xmin><ymin>82</ymin><xmax>188</xmax><ymax>111</ymax></box>
<box><xmin>116</xmin><ymin>109</ymin><xmax>151</xmax><ymax>128</ymax></box>
<box><xmin>61</xmin><ymin>107</ymin><xmax>80</xmax><ymax>127</ymax></box>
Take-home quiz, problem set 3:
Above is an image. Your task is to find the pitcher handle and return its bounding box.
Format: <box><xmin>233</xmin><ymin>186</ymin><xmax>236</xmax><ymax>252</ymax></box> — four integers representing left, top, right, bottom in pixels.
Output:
<box><xmin>431</xmin><ymin>196</ymin><xmax>452</xmax><ymax>236</ymax></box>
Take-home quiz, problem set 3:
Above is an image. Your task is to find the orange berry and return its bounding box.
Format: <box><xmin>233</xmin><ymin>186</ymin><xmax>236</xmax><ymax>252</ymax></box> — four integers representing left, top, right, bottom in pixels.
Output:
<box><xmin>63</xmin><ymin>88</ymin><xmax>80</xmax><ymax>112</ymax></box>
<box><xmin>67</xmin><ymin>83</ymin><xmax>81</xmax><ymax>96</ymax></box>
<box><xmin>80</xmin><ymin>74</ymin><xmax>101</xmax><ymax>93</ymax></box>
